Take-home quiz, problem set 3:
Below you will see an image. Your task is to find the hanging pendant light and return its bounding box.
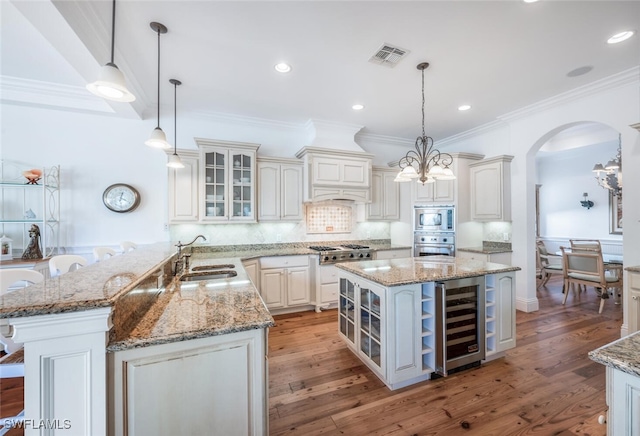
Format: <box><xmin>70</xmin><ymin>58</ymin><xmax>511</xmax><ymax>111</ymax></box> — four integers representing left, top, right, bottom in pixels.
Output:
<box><xmin>395</xmin><ymin>62</ymin><xmax>455</xmax><ymax>184</ymax></box>
<box><xmin>145</xmin><ymin>22</ymin><xmax>170</xmax><ymax>149</ymax></box>
<box><xmin>167</xmin><ymin>79</ymin><xmax>185</xmax><ymax>169</ymax></box>
<box><xmin>86</xmin><ymin>0</ymin><xmax>135</xmax><ymax>102</ymax></box>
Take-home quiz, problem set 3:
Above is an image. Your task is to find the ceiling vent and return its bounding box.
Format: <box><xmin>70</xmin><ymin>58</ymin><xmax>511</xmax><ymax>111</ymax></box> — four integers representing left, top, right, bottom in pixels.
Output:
<box><xmin>368</xmin><ymin>43</ymin><xmax>410</xmax><ymax>68</ymax></box>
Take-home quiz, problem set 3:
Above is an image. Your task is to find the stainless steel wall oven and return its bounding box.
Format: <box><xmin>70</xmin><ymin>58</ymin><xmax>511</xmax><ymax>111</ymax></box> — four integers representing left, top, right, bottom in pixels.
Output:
<box><xmin>435</xmin><ymin>276</ymin><xmax>485</xmax><ymax>376</ymax></box>
<box><xmin>414</xmin><ymin>232</ymin><xmax>455</xmax><ymax>257</ymax></box>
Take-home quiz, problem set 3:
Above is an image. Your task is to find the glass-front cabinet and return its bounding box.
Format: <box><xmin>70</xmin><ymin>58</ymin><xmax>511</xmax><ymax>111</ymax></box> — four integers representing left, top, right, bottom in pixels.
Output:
<box><xmin>197</xmin><ymin>139</ymin><xmax>259</xmax><ymax>222</ymax></box>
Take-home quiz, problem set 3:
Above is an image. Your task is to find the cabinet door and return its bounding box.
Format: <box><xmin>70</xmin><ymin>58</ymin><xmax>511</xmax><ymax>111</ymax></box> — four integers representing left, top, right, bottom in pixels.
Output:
<box><xmin>610</xmin><ymin>368</ymin><xmax>640</xmax><ymax>436</ymax></box>
<box><xmin>280</xmin><ymin>164</ymin><xmax>303</xmax><ymax>220</ymax></box>
<box><xmin>230</xmin><ymin>151</ymin><xmax>255</xmax><ymax>221</ymax></box>
<box><xmin>257</xmin><ymin>162</ymin><xmax>280</xmax><ymax>221</ymax></box>
<box><xmin>496</xmin><ymin>273</ymin><xmax>516</xmax><ymax>352</ymax></box>
<box><xmin>169</xmin><ymin>155</ymin><xmax>199</xmax><ymax>222</ymax></box>
<box><xmin>388</xmin><ymin>285</ymin><xmax>421</xmax><ymax>384</ymax></box>
<box><xmin>339</xmin><ymin>278</ymin><xmax>357</xmax><ymax>347</ymax></box>
<box><xmin>367</xmin><ymin>172</ymin><xmax>384</xmax><ymax>220</ymax></box>
<box><xmin>287</xmin><ymin>267</ymin><xmax>310</xmax><ymax>306</ymax></box>
<box><xmin>382</xmin><ymin>172</ymin><xmax>400</xmax><ymax>219</ymax></box>
<box><xmin>259</xmin><ymin>268</ymin><xmax>286</xmax><ymax>309</ymax></box>
<box><xmin>414</xmin><ymin>181</ymin><xmax>434</xmax><ymax>203</ymax></box>
<box><xmin>203</xmin><ymin>150</ymin><xmax>227</xmax><ymax>221</ymax></box>
<box><xmin>242</xmin><ymin>259</ymin><xmax>260</xmax><ymax>289</ymax></box>
<box><xmin>471</xmin><ymin>162</ymin><xmax>503</xmax><ymax>220</ymax></box>
<box><xmin>629</xmin><ymin>273</ymin><xmax>640</xmax><ymax>333</ymax></box>
<box><xmin>358</xmin><ymin>282</ymin><xmax>384</xmax><ymax>374</ymax></box>
<box><xmin>433</xmin><ymin>179</ymin><xmax>454</xmax><ymax>202</ymax></box>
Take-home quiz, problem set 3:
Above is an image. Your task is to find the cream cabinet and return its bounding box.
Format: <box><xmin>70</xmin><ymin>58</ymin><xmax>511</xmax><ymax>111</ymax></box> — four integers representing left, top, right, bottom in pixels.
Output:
<box><xmin>485</xmin><ymin>272</ymin><xmax>516</xmax><ymax>358</ymax></box>
<box><xmin>259</xmin><ymin>255</ymin><xmax>311</xmax><ymax>310</ymax></box>
<box><xmin>374</xmin><ymin>248</ymin><xmax>412</xmax><ymax>260</ymax></box>
<box><xmin>109</xmin><ymin>328</ymin><xmax>268</xmax><ymax>436</ymax></box>
<box><xmin>241</xmin><ymin>258</ymin><xmax>260</xmax><ymax>290</ymax></box>
<box><xmin>629</xmin><ymin>272</ymin><xmax>640</xmax><ymax>333</ymax></box>
<box><xmin>367</xmin><ymin>167</ymin><xmax>400</xmax><ymax>221</ymax></box>
<box><xmin>315</xmin><ymin>263</ymin><xmax>340</xmax><ymax>311</ymax></box>
<box><xmin>606</xmin><ymin>366</ymin><xmax>640</xmax><ymax>435</ymax></box>
<box><xmin>257</xmin><ymin>157</ymin><xmax>303</xmax><ymax>222</ymax></box>
<box><xmin>413</xmin><ymin>179</ymin><xmax>454</xmax><ymax>204</ymax></box>
<box><xmin>196</xmin><ymin>138</ymin><xmax>260</xmax><ymax>222</ymax></box>
<box><xmin>168</xmin><ymin>150</ymin><xmax>199</xmax><ymax>222</ymax></box>
<box><xmin>295</xmin><ymin>147</ymin><xmax>374</xmax><ymax>202</ymax></box>
<box><xmin>469</xmin><ymin>155</ymin><xmax>513</xmax><ymax>221</ymax></box>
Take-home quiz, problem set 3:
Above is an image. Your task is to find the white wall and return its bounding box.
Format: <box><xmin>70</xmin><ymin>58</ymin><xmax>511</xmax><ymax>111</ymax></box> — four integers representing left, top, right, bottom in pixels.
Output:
<box><xmin>536</xmin><ymin>141</ymin><xmax>623</xmax><ymax>241</ymax></box>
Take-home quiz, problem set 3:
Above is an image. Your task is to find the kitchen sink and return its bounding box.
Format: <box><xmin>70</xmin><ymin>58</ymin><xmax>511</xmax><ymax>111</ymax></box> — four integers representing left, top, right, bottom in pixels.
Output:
<box><xmin>179</xmin><ymin>270</ymin><xmax>238</xmax><ymax>281</ymax></box>
<box><xmin>191</xmin><ymin>264</ymin><xmax>236</xmax><ymax>271</ymax></box>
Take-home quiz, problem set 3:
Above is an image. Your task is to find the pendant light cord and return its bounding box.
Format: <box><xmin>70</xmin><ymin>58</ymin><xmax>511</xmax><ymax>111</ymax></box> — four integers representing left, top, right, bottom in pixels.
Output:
<box><xmin>174</xmin><ymin>81</ymin><xmax>178</xmax><ymax>154</ymax></box>
<box><xmin>109</xmin><ymin>0</ymin><xmax>116</xmax><ymax>65</ymax></box>
<box><xmin>156</xmin><ymin>28</ymin><xmax>161</xmax><ymax>128</ymax></box>
<box><xmin>421</xmin><ymin>68</ymin><xmax>425</xmax><ymax>138</ymax></box>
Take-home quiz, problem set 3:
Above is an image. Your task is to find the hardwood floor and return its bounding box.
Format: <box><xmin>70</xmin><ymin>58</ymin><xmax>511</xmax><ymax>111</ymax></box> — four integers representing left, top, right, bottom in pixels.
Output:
<box><xmin>268</xmin><ymin>276</ymin><xmax>622</xmax><ymax>435</ymax></box>
<box><xmin>0</xmin><ymin>276</ymin><xmax>622</xmax><ymax>435</ymax></box>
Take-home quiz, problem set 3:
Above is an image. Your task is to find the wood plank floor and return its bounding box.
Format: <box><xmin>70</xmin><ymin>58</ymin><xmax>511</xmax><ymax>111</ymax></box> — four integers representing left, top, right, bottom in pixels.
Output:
<box><xmin>0</xmin><ymin>276</ymin><xmax>622</xmax><ymax>435</ymax></box>
<box><xmin>268</xmin><ymin>276</ymin><xmax>622</xmax><ymax>435</ymax></box>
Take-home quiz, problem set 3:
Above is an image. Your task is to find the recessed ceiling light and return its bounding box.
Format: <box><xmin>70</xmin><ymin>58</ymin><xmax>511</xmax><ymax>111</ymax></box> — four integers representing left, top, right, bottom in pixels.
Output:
<box><xmin>352</xmin><ymin>104</ymin><xmax>365</xmax><ymax>111</ymax></box>
<box><xmin>458</xmin><ymin>104</ymin><xmax>471</xmax><ymax>111</ymax></box>
<box><xmin>523</xmin><ymin>0</ymin><xmax>539</xmax><ymax>3</ymax></box>
<box><xmin>274</xmin><ymin>63</ymin><xmax>292</xmax><ymax>73</ymax></box>
<box><xmin>607</xmin><ymin>30</ymin><xmax>635</xmax><ymax>44</ymax></box>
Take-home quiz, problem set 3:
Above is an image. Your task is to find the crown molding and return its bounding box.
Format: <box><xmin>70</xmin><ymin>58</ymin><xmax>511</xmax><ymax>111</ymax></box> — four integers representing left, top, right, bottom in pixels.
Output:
<box><xmin>498</xmin><ymin>66</ymin><xmax>640</xmax><ymax>123</ymax></box>
<box><xmin>0</xmin><ymin>75</ymin><xmax>116</xmax><ymax>113</ymax></box>
<box><xmin>356</xmin><ymin>132</ymin><xmax>414</xmax><ymax>148</ymax></box>
<box><xmin>436</xmin><ymin>120</ymin><xmax>508</xmax><ymax>147</ymax></box>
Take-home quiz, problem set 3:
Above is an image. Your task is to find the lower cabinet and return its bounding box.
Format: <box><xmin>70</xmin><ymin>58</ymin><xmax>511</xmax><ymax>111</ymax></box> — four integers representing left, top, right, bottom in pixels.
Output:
<box><xmin>108</xmin><ymin>328</ymin><xmax>268</xmax><ymax>436</ymax></box>
<box><xmin>485</xmin><ymin>272</ymin><xmax>516</xmax><ymax>358</ymax></box>
<box><xmin>338</xmin><ymin>272</ymin><xmax>433</xmax><ymax>389</ymax></box>
<box><xmin>242</xmin><ymin>258</ymin><xmax>260</xmax><ymax>289</ymax></box>
<box><xmin>259</xmin><ymin>255</ymin><xmax>310</xmax><ymax>310</ymax></box>
<box><xmin>628</xmin><ymin>272</ymin><xmax>640</xmax><ymax>333</ymax></box>
<box><xmin>315</xmin><ymin>264</ymin><xmax>339</xmax><ymax>311</ymax></box>
<box><xmin>607</xmin><ymin>366</ymin><xmax>640</xmax><ymax>435</ymax></box>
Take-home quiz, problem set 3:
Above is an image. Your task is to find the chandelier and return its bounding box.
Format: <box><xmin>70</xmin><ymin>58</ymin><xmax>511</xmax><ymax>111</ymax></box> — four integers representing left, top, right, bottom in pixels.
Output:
<box><xmin>395</xmin><ymin>62</ymin><xmax>455</xmax><ymax>185</ymax></box>
<box><xmin>592</xmin><ymin>134</ymin><xmax>622</xmax><ymax>198</ymax></box>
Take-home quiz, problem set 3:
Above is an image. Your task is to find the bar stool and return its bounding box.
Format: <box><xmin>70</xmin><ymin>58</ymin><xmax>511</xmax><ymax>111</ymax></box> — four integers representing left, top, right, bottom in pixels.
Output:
<box><xmin>49</xmin><ymin>254</ymin><xmax>88</xmax><ymax>277</ymax></box>
<box><xmin>93</xmin><ymin>246</ymin><xmax>117</xmax><ymax>262</ymax></box>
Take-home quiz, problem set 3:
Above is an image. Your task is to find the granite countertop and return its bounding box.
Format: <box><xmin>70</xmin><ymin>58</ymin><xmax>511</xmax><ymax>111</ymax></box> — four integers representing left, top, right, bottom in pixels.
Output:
<box><xmin>1</xmin><ymin>239</ymin><xmax>409</xmax><ymax>351</ymax></box>
<box><xmin>107</xmin><ymin>254</ymin><xmax>274</xmax><ymax>352</ymax></box>
<box><xmin>335</xmin><ymin>256</ymin><xmax>520</xmax><ymax>287</ymax></box>
<box><xmin>626</xmin><ymin>265</ymin><xmax>640</xmax><ymax>273</ymax></box>
<box><xmin>589</xmin><ymin>330</ymin><xmax>640</xmax><ymax>377</ymax></box>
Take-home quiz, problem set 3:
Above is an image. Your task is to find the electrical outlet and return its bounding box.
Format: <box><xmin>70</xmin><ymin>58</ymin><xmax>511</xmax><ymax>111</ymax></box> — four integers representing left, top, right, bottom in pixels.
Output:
<box><xmin>276</xmin><ymin>233</ymin><xmax>282</xmax><ymax>242</ymax></box>
<box><xmin>163</xmin><ymin>223</ymin><xmax>169</xmax><ymax>232</ymax></box>
<box><xmin>503</xmin><ymin>232</ymin><xmax>510</xmax><ymax>241</ymax></box>
<box><xmin>366</xmin><ymin>231</ymin><xmax>371</xmax><ymax>239</ymax></box>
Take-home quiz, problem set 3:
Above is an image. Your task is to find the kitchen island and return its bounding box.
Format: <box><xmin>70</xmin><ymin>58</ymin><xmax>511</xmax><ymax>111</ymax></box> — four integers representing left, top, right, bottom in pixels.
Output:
<box><xmin>335</xmin><ymin>256</ymin><xmax>520</xmax><ymax>390</ymax></box>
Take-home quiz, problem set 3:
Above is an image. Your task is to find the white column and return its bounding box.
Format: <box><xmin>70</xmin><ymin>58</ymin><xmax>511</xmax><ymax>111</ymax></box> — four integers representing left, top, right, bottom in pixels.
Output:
<box><xmin>10</xmin><ymin>307</ymin><xmax>111</xmax><ymax>436</ymax></box>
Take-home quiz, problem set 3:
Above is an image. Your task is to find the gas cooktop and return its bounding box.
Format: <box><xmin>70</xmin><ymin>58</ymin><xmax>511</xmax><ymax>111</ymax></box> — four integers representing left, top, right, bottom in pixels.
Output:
<box><xmin>308</xmin><ymin>244</ymin><xmax>372</xmax><ymax>264</ymax></box>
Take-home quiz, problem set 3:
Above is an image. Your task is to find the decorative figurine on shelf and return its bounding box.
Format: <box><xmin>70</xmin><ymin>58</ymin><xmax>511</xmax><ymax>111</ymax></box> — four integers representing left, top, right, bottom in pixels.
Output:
<box><xmin>22</xmin><ymin>224</ymin><xmax>43</xmax><ymax>260</ymax></box>
<box><xmin>0</xmin><ymin>235</ymin><xmax>13</xmax><ymax>261</ymax></box>
<box><xmin>24</xmin><ymin>208</ymin><xmax>36</xmax><ymax>219</ymax></box>
<box><xmin>22</xmin><ymin>169</ymin><xmax>42</xmax><ymax>185</ymax></box>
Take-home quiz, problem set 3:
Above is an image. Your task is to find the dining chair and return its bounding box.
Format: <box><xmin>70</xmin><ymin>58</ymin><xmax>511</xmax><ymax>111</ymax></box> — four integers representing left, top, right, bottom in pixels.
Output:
<box><xmin>560</xmin><ymin>246</ymin><xmax>622</xmax><ymax>313</ymax></box>
<box><xmin>569</xmin><ymin>239</ymin><xmax>602</xmax><ymax>253</ymax></box>
<box><xmin>120</xmin><ymin>241</ymin><xmax>137</xmax><ymax>253</ymax></box>
<box><xmin>49</xmin><ymin>254</ymin><xmax>88</xmax><ymax>277</ymax></box>
<box><xmin>93</xmin><ymin>246</ymin><xmax>117</xmax><ymax>262</ymax></box>
<box><xmin>536</xmin><ymin>240</ymin><xmax>563</xmax><ymax>288</ymax></box>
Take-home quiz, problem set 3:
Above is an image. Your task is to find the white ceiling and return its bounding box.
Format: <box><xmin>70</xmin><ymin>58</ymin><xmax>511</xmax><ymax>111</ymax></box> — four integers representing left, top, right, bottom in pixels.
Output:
<box><xmin>3</xmin><ymin>0</ymin><xmax>639</xmax><ymax>142</ymax></box>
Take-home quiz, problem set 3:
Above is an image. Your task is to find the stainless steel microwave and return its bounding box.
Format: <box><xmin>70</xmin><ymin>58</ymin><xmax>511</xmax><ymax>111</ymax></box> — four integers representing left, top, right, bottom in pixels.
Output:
<box><xmin>414</xmin><ymin>206</ymin><xmax>455</xmax><ymax>232</ymax></box>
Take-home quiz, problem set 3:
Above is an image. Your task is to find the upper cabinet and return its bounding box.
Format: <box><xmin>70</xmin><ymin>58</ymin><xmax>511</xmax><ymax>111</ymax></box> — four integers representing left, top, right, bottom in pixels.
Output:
<box><xmin>295</xmin><ymin>147</ymin><xmax>374</xmax><ymax>202</ymax></box>
<box><xmin>196</xmin><ymin>138</ymin><xmax>260</xmax><ymax>222</ymax></box>
<box><xmin>413</xmin><ymin>179</ymin><xmax>454</xmax><ymax>204</ymax></box>
<box><xmin>469</xmin><ymin>155</ymin><xmax>513</xmax><ymax>222</ymax></box>
<box><xmin>367</xmin><ymin>167</ymin><xmax>400</xmax><ymax>221</ymax></box>
<box><xmin>257</xmin><ymin>157</ymin><xmax>303</xmax><ymax>222</ymax></box>
<box><xmin>168</xmin><ymin>150</ymin><xmax>199</xmax><ymax>222</ymax></box>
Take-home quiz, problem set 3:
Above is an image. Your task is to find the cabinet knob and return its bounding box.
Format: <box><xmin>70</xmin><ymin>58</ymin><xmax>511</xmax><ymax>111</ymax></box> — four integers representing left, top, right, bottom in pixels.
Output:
<box><xmin>598</xmin><ymin>415</ymin><xmax>606</xmax><ymax>425</ymax></box>
<box><xmin>634</xmin><ymin>296</ymin><xmax>638</xmax><ymax>300</ymax></box>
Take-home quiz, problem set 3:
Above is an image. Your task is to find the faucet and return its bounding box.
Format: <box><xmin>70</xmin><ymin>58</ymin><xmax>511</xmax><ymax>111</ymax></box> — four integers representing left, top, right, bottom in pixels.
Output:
<box><xmin>174</xmin><ymin>235</ymin><xmax>207</xmax><ymax>275</ymax></box>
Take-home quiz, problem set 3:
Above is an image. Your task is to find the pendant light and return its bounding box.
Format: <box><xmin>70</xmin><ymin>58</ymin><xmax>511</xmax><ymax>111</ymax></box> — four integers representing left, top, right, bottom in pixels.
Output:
<box><xmin>395</xmin><ymin>62</ymin><xmax>455</xmax><ymax>185</ymax></box>
<box><xmin>86</xmin><ymin>0</ymin><xmax>135</xmax><ymax>102</ymax></box>
<box><xmin>145</xmin><ymin>22</ymin><xmax>170</xmax><ymax>149</ymax></box>
<box><xmin>167</xmin><ymin>79</ymin><xmax>185</xmax><ymax>169</ymax></box>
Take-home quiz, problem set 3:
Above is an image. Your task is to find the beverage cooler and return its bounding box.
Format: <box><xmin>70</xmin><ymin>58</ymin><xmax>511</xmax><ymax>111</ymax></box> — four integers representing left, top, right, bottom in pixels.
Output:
<box><xmin>435</xmin><ymin>277</ymin><xmax>485</xmax><ymax>376</ymax></box>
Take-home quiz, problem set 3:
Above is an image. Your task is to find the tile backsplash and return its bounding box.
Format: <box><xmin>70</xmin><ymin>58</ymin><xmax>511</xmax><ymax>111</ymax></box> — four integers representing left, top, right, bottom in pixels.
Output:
<box><xmin>171</xmin><ymin>203</ymin><xmax>389</xmax><ymax>245</ymax></box>
<box><xmin>483</xmin><ymin>222</ymin><xmax>512</xmax><ymax>242</ymax></box>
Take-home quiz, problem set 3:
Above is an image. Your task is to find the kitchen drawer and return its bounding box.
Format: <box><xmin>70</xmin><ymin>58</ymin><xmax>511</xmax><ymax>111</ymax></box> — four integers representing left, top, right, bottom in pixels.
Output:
<box><xmin>319</xmin><ymin>264</ymin><xmax>339</xmax><ymax>284</ymax></box>
<box><xmin>260</xmin><ymin>255</ymin><xmax>309</xmax><ymax>269</ymax></box>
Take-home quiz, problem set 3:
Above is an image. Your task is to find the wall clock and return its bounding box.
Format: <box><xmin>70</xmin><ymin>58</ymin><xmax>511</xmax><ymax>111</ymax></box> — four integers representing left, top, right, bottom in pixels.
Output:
<box><xmin>102</xmin><ymin>183</ymin><xmax>141</xmax><ymax>213</ymax></box>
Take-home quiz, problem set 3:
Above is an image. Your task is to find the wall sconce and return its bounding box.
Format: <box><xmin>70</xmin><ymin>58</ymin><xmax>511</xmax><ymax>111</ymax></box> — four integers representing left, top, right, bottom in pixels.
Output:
<box><xmin>580</xmin><ymin>192</ymin><xmax>594</xmax><ymax>209</ymax></box>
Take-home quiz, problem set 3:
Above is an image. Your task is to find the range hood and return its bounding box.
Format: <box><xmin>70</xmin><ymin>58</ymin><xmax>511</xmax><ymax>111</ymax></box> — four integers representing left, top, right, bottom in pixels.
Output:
<box><xmin>295</xmin><ymin>147</ymin><xmax>374</xmax><ymax>203</ymax></box>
